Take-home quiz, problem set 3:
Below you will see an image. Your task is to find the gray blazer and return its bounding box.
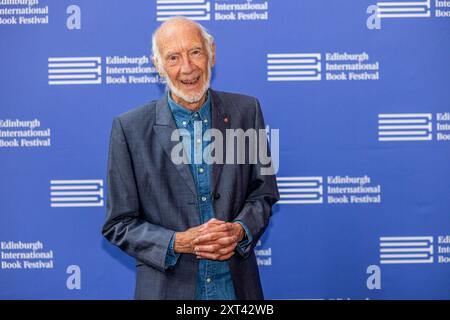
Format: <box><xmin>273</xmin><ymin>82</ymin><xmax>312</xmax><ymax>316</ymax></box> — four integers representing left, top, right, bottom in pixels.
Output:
<box><xmin>102</xmin><ymin>89</ymin><xmax>279</xmax><ymax>300</ymax></box>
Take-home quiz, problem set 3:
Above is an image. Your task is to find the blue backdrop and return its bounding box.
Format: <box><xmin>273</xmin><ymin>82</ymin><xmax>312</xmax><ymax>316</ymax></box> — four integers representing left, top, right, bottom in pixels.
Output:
<box><xmin>1</xmin><ymin>0</ymin><xmax>450</xmax><ymax>299</ymax></box>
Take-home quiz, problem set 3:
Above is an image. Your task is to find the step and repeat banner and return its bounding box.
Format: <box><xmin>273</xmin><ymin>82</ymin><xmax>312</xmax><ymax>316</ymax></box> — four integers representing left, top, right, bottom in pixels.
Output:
<box><xmin>1</xmin><ymin>0</ymin><xmax>450</xmax><ymax>299</ymax></box>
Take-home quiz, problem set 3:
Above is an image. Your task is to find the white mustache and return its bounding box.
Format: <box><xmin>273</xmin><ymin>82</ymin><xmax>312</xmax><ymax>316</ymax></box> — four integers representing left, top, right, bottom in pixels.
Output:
<box><xmin>165</xmin><ymin>66</ymin><xmax>211</xmax><ymax>104</ymax></box>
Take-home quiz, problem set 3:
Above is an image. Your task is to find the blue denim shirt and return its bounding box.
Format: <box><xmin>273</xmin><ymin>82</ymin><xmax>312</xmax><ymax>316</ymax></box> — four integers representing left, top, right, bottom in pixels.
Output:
<box><xmin>165</xmin><ymin>90</ymin><xmax>252</xmax><ymax>300</ymax></box>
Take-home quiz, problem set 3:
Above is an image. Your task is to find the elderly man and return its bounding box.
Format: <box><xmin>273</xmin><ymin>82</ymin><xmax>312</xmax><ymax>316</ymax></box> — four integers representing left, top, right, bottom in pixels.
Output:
<box><xmin>102</xmin><ymin>16</ymin><xmax>279</xmax><ymax>300</ymax></box>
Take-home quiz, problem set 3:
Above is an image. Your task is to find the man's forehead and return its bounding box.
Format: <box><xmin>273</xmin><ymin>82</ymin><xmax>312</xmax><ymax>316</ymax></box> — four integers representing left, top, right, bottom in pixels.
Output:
<box><xmin>160</xmin><ymin>34</ymin><xmax>204</xmax><ymax>53</ymax></box>
<box><xmin>156</xmin><ymin>21</ymin><xmax>205</xmax><ymax>53</ymax></box>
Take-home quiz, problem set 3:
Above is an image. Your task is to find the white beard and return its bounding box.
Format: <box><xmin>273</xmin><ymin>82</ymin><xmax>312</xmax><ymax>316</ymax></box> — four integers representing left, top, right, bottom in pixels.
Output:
<box><xmin>165</xmin><ymin>65</ymin><xmax>211</xmax><ymax>104</ymax></box>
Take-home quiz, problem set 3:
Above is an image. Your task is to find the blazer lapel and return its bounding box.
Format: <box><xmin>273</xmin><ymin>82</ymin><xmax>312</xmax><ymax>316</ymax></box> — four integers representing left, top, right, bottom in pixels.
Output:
<box><xmin>152</xmin><ymin>94</ymin><xmax>198</xmax><ymax>198</ymax></box>
<box><xmin>210</xmin><ymin>90</ymin><xmax>230</xmax><ymax>194</ymax></box>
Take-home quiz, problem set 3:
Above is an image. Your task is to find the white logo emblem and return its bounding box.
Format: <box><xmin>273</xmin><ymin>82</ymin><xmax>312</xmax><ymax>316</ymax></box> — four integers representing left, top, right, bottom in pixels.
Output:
<box><xmin>48</xmin><ymin>57</ymin><xmax>102</xmax><ymax>85</ymax></box>
<box><xmin>156</xmin><ymin>0</ymin><xmax>211</xmax><ymax>21</ymax></box>
<box><xmin>376</xmin><ymin>0</ymin><xmax>430</xmax><ymax>19</ymax></box>
<box><xmin>378</xmin><ymin>113</ymin><xmax>432</xmax><ymax>141</ymax></box>
<box><xmin>276</xmin><ymin>177</ymin><xmax>323</xmax><ymax>204</ymax></box>
<box><xmin>380</xmin><ymin>236</ymin><xmax>434</xmax><ymax>264</ymax></box>
<box><xmin>267</xmin><ymin>53</ymin><xmax>321</xmax><ymax>82</ymax></box>
<box><xmin>50</xmin><ymin>180</ymin><xmax>104</xmax><ymax>207</ymax></box>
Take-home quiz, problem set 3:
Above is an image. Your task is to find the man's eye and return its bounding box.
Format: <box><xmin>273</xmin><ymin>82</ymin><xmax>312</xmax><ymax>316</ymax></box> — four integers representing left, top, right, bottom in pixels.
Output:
<box><xmin>192</xmin><ymin>50</ymin><xmax>201</xmax><ymax>56</ymax></box>
<box><xmin>168</xmin><ymin>56</ymin><xmax>178</xmax><ymax>62</ymax></box>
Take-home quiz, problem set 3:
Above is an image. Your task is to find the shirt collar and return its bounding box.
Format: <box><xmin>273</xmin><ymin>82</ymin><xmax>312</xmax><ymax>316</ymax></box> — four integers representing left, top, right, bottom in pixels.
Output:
<box><xmin>167</xmin><ymin>90</ymin><xmax>211</xmax><ymax>125</ymax></box>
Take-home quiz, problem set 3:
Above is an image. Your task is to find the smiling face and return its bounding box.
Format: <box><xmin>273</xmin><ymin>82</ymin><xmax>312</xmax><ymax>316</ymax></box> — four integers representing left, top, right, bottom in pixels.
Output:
<box><xmin>153</xmin><ymin>19</ymin><xmax>215</xmax><ymax>110</ymax></box>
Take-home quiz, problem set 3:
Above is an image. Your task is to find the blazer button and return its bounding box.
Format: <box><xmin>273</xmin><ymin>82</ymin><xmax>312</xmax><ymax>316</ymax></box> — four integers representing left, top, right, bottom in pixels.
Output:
<box><xmin>213</xmin><ymin>192</ymin><xmax>221</xmax><ymax>200</ymax></box>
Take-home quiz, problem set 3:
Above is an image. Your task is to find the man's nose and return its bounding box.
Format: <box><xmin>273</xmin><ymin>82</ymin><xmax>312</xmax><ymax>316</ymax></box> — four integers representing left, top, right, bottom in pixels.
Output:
<box><xmin>180</xmin><ymin>54</ymin><xmax>194</xmax><ymax>74</ymax></box>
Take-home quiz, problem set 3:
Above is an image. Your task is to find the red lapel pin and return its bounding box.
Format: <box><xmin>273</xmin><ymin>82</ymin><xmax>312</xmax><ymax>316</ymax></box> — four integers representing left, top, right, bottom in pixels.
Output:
<box><xmin>223</xmin><ymin>116</ymin><xmax>229</xmax><ymax>123</ymax></box>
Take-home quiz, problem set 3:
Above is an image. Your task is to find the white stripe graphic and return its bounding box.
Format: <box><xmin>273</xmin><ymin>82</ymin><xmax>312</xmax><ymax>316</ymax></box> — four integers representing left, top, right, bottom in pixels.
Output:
<box><xmin>376</xmin><ymin>0</ymin><xmax>430</xmax><ymax>18</ymax></box>
<box><xmin>267</xmin><ymin>53</ymin><xmax>321</xmax><ymax>82</ymax></box>
<box><xmin>48</xmin><ymin>57</ymin><xmax>101</xmax><ymax>62</ymax></box>
<box><xmin>157</xmin><ymin>4</ymin><xmax>210</xmax><ymax>10</ymax></box>
<box><xmin>380</xmin><ymin>241</ymin><xmax>430</xmax><ymax>247</ymax></box>
<box><xmin>267</xmin><ymin>54</ymin><xmax>321</xmax><ymax>58</ymax></box>
<box><xmin>380</xmin><ymin>247</ymin><xmax>433</xmax><ymax>253</ymax></box>
<box><xmin>379</xmin><ymin>136</ymin><xmax>432</xmax><ymax>141</ymax></box>
<box><xmin>267</xmin><ymin>59</ymin><xmax>319</xmax><ymax>64</ymax></box>
<box><xmin>378</xmin><ymin>113</ymin><xmax>432</xmax><ymax>141</ymax></box>
<box><xmin>158</xmin><ymin>10</ymin><xmax>205</xmax><ymax>15</ymax></box>
<box><xmin>51</xmin><ymin>197</ymin><xmax>100</xmax><ymax>202</ymax></box>
<box><xmin>276</xmin><ymin>177</ymin><xmax>323</xmax><ymax>204</ymax></box>
<box><xmin>157</xmin><ymin>0</ymin><xmax>205</xmax><ymax>3</ymax></box>
<box><xmin>380</xmin><ymin>236</ymin><xmax>433</xmax><ymax>241</ymax></box>
<box><xmin>379</xmin><ymin>119</ymin><xmax>428</xmax><ymax>124</ymax></box>
<box><xmin>48</xmin><ymin>79</ymin><xmax>102</xmax><ymax>85</ymax></box>
<box><xmin>379</xmin><ymin>236</ymin><xmax>434</xmax><ymax>264</ymax></box>
<box><xmin>278</xmin><ymin>182</ymin><xmax>320</xmax><ymax>187</ymax></box>
<box><xmin>378</xmin><ymin>124</ymin><xmax>432</xmax><ymax>130</ymax></box>
<box><xmin>268</xmin><ymin>65</ymin><xmax>321</xmax><ymax>70</ymax></box>
<box><xmin>49</xmin><ymin>74</ymin><xmax>98</xmax><ymax>80</ymax></box>
<box><xmin>380</xmin><ymin>253</ymin><xmax>428</xmax><ymax>258</ymax></box>
<box><xmin>379</xmin><ymin>130</ymin><xmax>430</xmax><ymax>136</ymax></box>
<box><xmin>278</xmin><ymin>188</ymin><xmax>321</xmax><ymax>193</ymax></box>
<box><xmin>51</xmin><ymin>191</ymin><xmax>103</xmax><ymax>196</ymax></box>
<box><xmin>268</xmin><ymin>71</ymin><xmax>318</xmax><ymax>76</ymax></box>
<box><xmin>268</xmin><ymin>76</ymin><xmax>322</xmax><ymax>81</ymax></box>
<box><xmin>156</xmin><ymin>0</ymin><xmax>210</xmax><ymax>21</ymax></box>
<box><xmin>50</xmin><ymin>179</ymin><xmax>104</xmax><ymax>207</ymax></box>
<box><xmin>277</xmin><ymin>199</ymin><xmax>324</xmax><ymax>204</ymax></box>
<box><xmin>48</xmin><ymin>57</ymin><xmax>102</xmax><ymax>85</ymax></box>
<box><xmin>48</xmin><ymin>62</ymin><xmax>97</xmax><ymax>68</ymax></box>
<box><xmin>379</xmin><ymin>7</ymin><xmax>425</xmax><ymax>12</ymax></box>
<box><xmin>48</xmin><ymin>67</ymin><xmax>101</xmax><ymax>74</ymax></box>
<box><xmin>51</xmin><ymin>186</ymin><xmax>99</xmax><ymax>190</ymax></box>
<box><xmin>378</xmin><ymin>113</ymin><xmax>432</xmax><ymax>119</ymax></box>
<box><xmin>277</xmin><ymin>177</ymin><xmax>323</xmax><ymax>181</ymax></box>
<box><xmin>381</xmin><ymin>257</ymin><xmax>433</xmax><ymax>264</ymax></box>
<box><xmin>50</xmin><ymin>179</ymin><xmax>103</xmax><ymax>184</ymax></box>
<box><xmin>51</xmin><ymin>201</ymin><xmax>104</xmax><ymax>208</ymax></box>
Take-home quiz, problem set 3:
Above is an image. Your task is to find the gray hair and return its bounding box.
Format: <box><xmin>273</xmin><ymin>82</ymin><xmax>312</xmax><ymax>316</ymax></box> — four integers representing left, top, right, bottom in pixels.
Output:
<box><xmin>151</xmin><ymin>16</ymin><xmax>214</xmax><ymax>72</ymax></box>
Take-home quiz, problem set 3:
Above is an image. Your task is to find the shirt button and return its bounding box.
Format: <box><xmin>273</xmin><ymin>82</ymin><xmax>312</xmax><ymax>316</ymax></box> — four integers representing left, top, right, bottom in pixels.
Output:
<box><xmin>203</xmin><ymin>119</ymin><xmax>208</xmax><ymax>124</ymax></box>
<box><xmin>198</xmin><ymin>167</ymin><xmax>204</xmax><ymax>173</ymax></box>
<box><xmin>196</xmin><ymin>138</ymin><xmax>201</xmax><ymax>144</ymax></box>
<box><xmin>206</xmin><ymin>278</ymin><xmax>212</xmax><ymax>283</ymax></box>
<box><xmin>182</xmin><ymin>121</ymin><xmax>187</xmax><ymax>126</ymax></box>
<box><xmin>201</xmin><ymin>196</ymin><xmax>207</xmax><ymax>202</ymax></box>
<box><xmin>194</xmin><ymin>113</ymin><xmax>199</xmax><ymax>118</ymax></box>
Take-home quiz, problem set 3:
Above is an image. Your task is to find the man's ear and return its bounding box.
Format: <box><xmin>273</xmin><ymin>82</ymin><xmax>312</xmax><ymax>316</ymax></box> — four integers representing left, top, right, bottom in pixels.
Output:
<box><xmin>152</xmin><ymin>56</ymin><xmax>164</xmax><ymax>77</ymax></box>
<box><xmin>210</xmin><ymin>42</ymin><xmax>216</xmax><ymax>67</ymax></box>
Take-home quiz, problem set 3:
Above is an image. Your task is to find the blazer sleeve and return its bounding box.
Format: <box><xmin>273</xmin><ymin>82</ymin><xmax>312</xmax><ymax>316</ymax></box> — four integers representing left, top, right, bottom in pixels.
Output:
<box><xmin>102</xmin><ymin>117</ymin><xmax>175</xmax><ymax>273</ymax></box>
<box><xmin>234</xmin><ymin>98</ymin><xmax>280</xmax><ymax>258</ymax></box>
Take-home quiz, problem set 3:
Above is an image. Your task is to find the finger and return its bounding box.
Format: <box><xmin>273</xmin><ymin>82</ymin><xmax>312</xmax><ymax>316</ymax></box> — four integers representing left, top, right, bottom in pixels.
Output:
<box><xmin>207</xmin><ymin>218</ymin><xmax>225</xmax><ymax>225</ymax></box>
<box><xmin>197</xmin><ymin>241</ymin><xmax>236</xmax><ymax>256</ymax></box>
<box><xmin>215</xmin><ymin>248</ymin><xmax>236</xmax><ymax>258</ymax></box>
<box><xmin>195</xmin><ymin>234</ymin><xmax>238</xmax><ymax>246</ymax></box>
<box><xmin>201</xmin><ymin>223</ymin><xmax>233</xmax><ymax>235</ymax></box>
<box><xmin>194</xmin><ymin>244</ymin><xmax>219</xmax><ymax>253</ymax></box>
<box><xmin>215</xmin><ymin>235</ymin><xmax>239</xmax><ymax>246</ymax></box>
<box><xmin>219</xmin><ymin>242</ymin><xmax>238</xmax><ymax>254</ymax></box>
<box><xmin>196</xmin><ymin>251</ymin><xmax>235</xmax><ymax>261</ymax></box>
<box><xmin>195</xmin><ymin>251</ymin><xmax>220</xmax><ymax>260</ymax></box>
<box><xmin>193</xmin><ymin>231</ymin><xmax>232</xmax><ymax>245</ymax></box>
<box><xmin>197</xmin><ymin>219</ymin><xmax>225</xmax><ymax>232</ymax></box>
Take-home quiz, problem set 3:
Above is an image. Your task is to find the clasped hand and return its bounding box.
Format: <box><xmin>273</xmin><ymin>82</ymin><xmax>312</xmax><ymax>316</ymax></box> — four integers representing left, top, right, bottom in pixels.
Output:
<box><xmin>174</xmin><ymin>218</ymin><xmax>245</xmax><ymax>261</ymax></box>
